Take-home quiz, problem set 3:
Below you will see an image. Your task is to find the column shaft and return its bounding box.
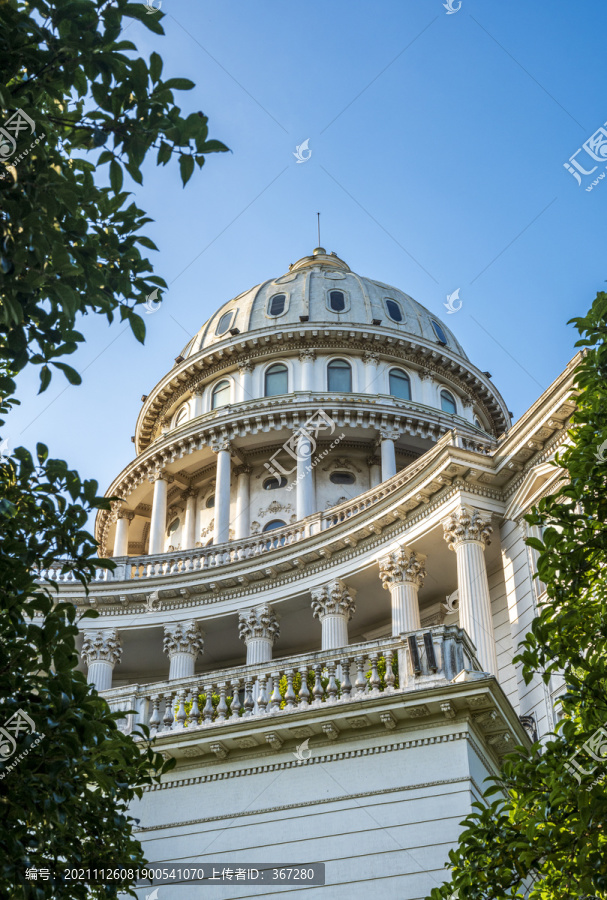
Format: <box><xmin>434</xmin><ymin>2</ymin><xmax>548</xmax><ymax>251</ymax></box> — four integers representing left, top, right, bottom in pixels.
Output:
<box><xmin>114</xmin><ymin>515</ymin><xmax>130</xmax><ymax>557</ymax></box>
<box><xmin>389</xmin><ymin>582</ymin><xmax>421</xmax><ymax>634</ymax></box>
<box><xmin>380</xmin><ymin>436</ymin><xmax>397</xmax><ymax>480</ymax></box>
<box><xmin>183</xmin><ymin>492</ymin><xmax>197</xmax><ymax>550</ymax></box>
<box><xmin>235</xmin><ymin>466</ymin><xmax>251</xmax><ymax>540</ymax></box>
<box><xmin>455</xmin><ymin>540</ymin><xmax>498</xmax><ymax>675</ymax></box>
<box><xmin>149</xmin><ymin>474</ymin><xmax>169</xmax><ymax>554</ymax></box>
<box><xmin>296</xmin><ymin>433</ymin><xmax>315</xmax><ymax>519</ymax></box>
<box><xmin>320</xmin><ymin>615</ymin><xmax>349</xmax><ymax>650</ymax></box>
<box><xmin>86</xmin><ymin>661</ymin><xmax>114</xmax><ymax>692</ymax></box>
<box><xmin>213</xmin><ymin>446</ymin><xmax>231</xmax><ymax>544</ymax></box>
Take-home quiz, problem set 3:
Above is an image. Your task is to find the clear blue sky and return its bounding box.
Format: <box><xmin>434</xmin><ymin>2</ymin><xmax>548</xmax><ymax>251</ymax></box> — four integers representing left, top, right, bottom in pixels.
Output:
<box><xmin>8</xmin><ymin>0</ymin><xmax>607</xmax><ymax>498</ymax></box>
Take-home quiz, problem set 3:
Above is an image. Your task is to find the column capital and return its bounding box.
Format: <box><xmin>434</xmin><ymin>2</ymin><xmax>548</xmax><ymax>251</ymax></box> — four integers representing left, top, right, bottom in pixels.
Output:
<box><xmin>148</xmin><ymin>468</ymin><xmax>173</xmax><ymax>484</ymax></box>
<box><xmin>163</xmin><ymin>621</ymin><xmax>204</xmax><ymax>659</ymax></box>
<box><xmin>180</xmin><ymin>487</ymin><xmax>196</xmax><ymax>501</ymax></box>
<box><xmin>116</xmin><ymin>508</ymin><xmax>135</xmax><ymax>522</ymax></box>
<box><xmin>363</xmin><ymin>350</ymin><xmax>380</xmax><ymax>365</ymax></box>
<box><xmin>211</xmin><ymin>437</ymin><xmax>232</xmax><ymax>454</ymax></box>
<box><xmin>81</xmin><ymin>629</ymin><xmax>122</xmax><ymax>667</ymax></box>
<box><xmin>462</xmin><ymin>395</ymin><xmax>474</xmax><ymax>409</ymax></box>
<box><xmin>442</xmin><ymin>505</ymin><xmax>493</xmax><ymax>550</ymax></box>
<box><xmin>419</xmin><ymin>368</ymin><xmax>434</xmax><ymax>382</ymax></box>
<box><xmin>378</xmin><ymin>427</ymin><xmax>400</xmax><ymax>443</ymax></box>
<box><xmin>238</xmin><ymin>604</ymin><xmax>280</xmax><ymax>645</ymax></box>
<box><xmin>238</xmin><ymin>359</ymin><xmax>254</xmax><ymax>375</ymax></box>
<box><xmin>298</xmin><ymin>349</ymin><xmax>316</xmax><ymax>362</ymax></box>
<box><xmin>379</xmin><ymin>546</ymin><xmax>427</xmax><ymax>589</ymax></box>
<box><xmin>366</xmin><ymin>455</ymin><xmax>380</xmax><ymax>467</ymax></box>
<box><xmin>311</xmin><ymin>579</ymin><xmax>356</xmax><ymax>621</ymax></box>
<box><xmin>234</xmin><ymin>463</ymin><xmax>252</xmax><ymax>478</ymax></box>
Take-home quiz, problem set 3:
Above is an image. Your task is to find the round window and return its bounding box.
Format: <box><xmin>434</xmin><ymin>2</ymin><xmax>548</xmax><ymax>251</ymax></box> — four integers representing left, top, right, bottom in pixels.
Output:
<box><xmin>263</xmin><ymin>476</ymin><xmax>287</xmax><ymax>490</ymax></box>
<box><xmin>215</xmin><ymin>311</ymin><xmax>234</xmax><ymax>336</ymax></box>
<box><xmin>206</xmin><ymin>495</ymin><xmax>215</xmax><ymax>509</ymax></box>
<box><xmin>330</xmin><ymin>472</ymin><xmax>355</xmax><ymax>485</ymax></box>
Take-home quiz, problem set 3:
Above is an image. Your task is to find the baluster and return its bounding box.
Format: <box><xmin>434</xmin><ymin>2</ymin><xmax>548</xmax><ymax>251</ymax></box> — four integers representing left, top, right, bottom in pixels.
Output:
<box><xmin>298</xmin><ymin>666</ymin><xmax>310</xmax><ymax>708</ymax></box>
<box><xmin>189</xmin><ymin>686</ymin><xmax>201</xmax><ymax>726</ymax></box>
<box><xmin>230</xmin><ymin>679</ymin><xmax>241</xmax><ymax>719</ymax></box>
<box><xmin>312</xmin><ymin>665</ymin><xmax>324</xmax><ymax>706</ymax></box>
<box><xmin>257</xmin><ymin>675</ymin><xmax>268</xmax><ymax>715</ymax></box>
<box><xmin>203</xmin><ymin>684</ymin><xmax>214</xmax><ymax>725</ymax></box>
<box><xmin>149</xmin><ymin>695</ymin><xmax>161</xmax><ymax>735</ymax></box>
<box><xmin>270</xmin><ymin>671</ymin><xmax>282</xmax><ymax>713</ymax></box>
<box><xmin>175</xmin><ymin>689</ymin><xmax>187</xmax><ymax>728</ymax></box>
<box><xmin>217</xmin><ymin>683</ymin><xmax>228</xmax><ymax>721</ymax></box>
<box><xmin>355</xmin><ymin>656</ymin><xmax>366</xmax><ymax>695</ymax></box>
<box><xmin>327</xmin><ymin>662</ymin><xmax>338</xmax><ymax>703</ymax></box>
<box><xmin>384</xmin><ymin>652</ymin><xmax>395</xmax><ymax>692</ymax></box>
<box><xmin>339</xmin><ymin>658</ymin><xmax>352</xmax><ymax>699</ymax></box>
<box><xmin>284</xmin><ymin>669</ymin><xmax>296</xmax><ymax>710</ymax></box>
<box><xmin>370</xmin><ymin>654</ymin><xmax>381</xmax><ymax>694</ymax></box>
<box><xmin>162</xmin><ymin>691</ymin><xmax>174</xmax><ymax>731</ymax></box>
<box><xmin>243</xmin><ymin>680</ymin><xmax>255</xmax><ymax>717</ymax></box>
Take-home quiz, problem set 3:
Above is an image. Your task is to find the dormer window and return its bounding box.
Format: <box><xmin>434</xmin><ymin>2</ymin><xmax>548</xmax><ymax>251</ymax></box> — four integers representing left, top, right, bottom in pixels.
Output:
<box><xmin>328</xmin><ymin>290</ymin><xmax>346</xmax><ymax>312</ymax></box>
<box><xmin>216</xmin><ymin>311</ymin><xmax>234</xmax><ymax>336</ymax></box>
<box><xmin>431</xmin><ymin>320</ymin><xmax>448</xmax><ymax>346</ymax></box>
<box><xmin>268</xmin><ymin>294</ymin><xmax>286</xmax><ymax>317</ymax></box>
<box><xmin>385</xmin><ymin>299</ymin><xmax>403</xmax><ymax>322</ymax></box>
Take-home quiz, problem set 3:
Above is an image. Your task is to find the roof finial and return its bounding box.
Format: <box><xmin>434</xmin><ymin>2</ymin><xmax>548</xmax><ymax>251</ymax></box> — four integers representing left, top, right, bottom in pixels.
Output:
<box><xmin>317</xmin><ymin>212</ymin><xmax>321</xmax><ymax>248</ymax></box>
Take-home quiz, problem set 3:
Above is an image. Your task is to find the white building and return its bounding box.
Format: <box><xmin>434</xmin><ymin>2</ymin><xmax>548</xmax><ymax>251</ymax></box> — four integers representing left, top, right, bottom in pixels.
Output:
<box><xmin>57</xmin><ymin>248</ymin><xmax>575</xmax><ymax>898</ymax></box>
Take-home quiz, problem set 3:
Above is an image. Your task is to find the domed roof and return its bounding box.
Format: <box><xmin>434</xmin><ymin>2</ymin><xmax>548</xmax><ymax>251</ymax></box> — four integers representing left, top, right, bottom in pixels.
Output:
<box><xmin>180</xmin><ymin>248</ymin><xmax>468</xmax><ymax>360</ymax></box>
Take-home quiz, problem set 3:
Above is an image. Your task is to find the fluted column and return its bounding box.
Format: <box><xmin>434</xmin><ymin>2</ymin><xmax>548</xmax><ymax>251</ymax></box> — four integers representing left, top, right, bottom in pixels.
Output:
<box><xmin>192</xmin><ymin>389</ymin><xmax>204</xmax><ymax>417</ymax></box>
<box><xmin>148</xmin><ymin>470</ymin><xmax>172</xmax><ymax>554</ymax></box>
<box><xmin>367</xmin><ymin>455</ymin><xmax>381</xmax><ymax>488</ymax></box>
<box><xmin>238</xmin><ymin>604</ymin><xmax>280</xmax><ymax>664</ymax></box>
<box><xmin>442</xmin><ymin>505</ymin><xmax>497</xmax><ymax>675</ymax></box>
<box><xmin>311</xmin><ymin>579</ymin><xmax>356</xmax><ymax>649</ymax></box>
<box><xmin>212</xmin><ymin>438</ymin><xmax>232</xmax><ymax>544</ymax></box>
<box><xmin>114</xmin><ymin>509</ymin><xmax>134</xmax><ymax>557</ymax></box>
<box><xmin>462</xmin><ymin>396</ymin><xmax>475</xmax><ymax>424</ymax></box>
<box><xmin>363</xmin><ymin>351</ymin><xmax>380</xmax><ymax>393</ymax></box>
<box><xmin>298</xmin><ymin>349</ymin><xmax>316</xmax><ymax>391</ymax></box>
<box><xmin>234</xmin><ymin>464</ymin><xmax>251</xmax><ymax>540</ymax></box>
<box><xmin>296</xmin><ymin>430</ymin><xmax>315</xmax><ymax>520</ymax></box>
<box><xmin>163</xmin><ymin>621</ymin><xmax>204</xmax><ymax>679</ymax></box>
<box><xmin>379</xmin><ymin>546</ymin><xmax>426</xmax><ymax>634</ymax></box>
<box><xmin>378</xmin><ymin>428</ymin><xmax>398</xmax><ymax>481</ymax></box>
<box><xmin>419</xmin><ymin>369</ymin><xmax>435</xmax><ymax>406</ymax></box>
<box><xmin>81</xmin><ymin>629</ymin><xmax>122</xmax><ymax>691</ymax></box>
<box><xmin>237</xmin><ymin>360</ymin><xmax>253</xmax><ymax>403</ymax></box>
<box><xmin>182</xmin><ymin>489</ymin><xmax>197</xmax><ymax>550</ymax></box>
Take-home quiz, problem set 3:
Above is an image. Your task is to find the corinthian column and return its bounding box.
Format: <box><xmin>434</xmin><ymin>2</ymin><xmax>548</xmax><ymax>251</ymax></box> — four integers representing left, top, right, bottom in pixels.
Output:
<box><xmin>237</xmin><ymin>360</ymin><xmax>253</xmax><ymax>403</ymax></box>
<box><xmin>363</xmin><ymin>350</ymin><xmax>380</xmax><ymax>393</ymax></box>
<box><xmin>377</xmin><ymin>428</ymin><xmax>399</xmax><ymax>481</ymax></box>
<box><xmin>379</xmin><ymin>545</ymin><xmax>426</xmax><ymax>634</ymax></box>
<box><xmin>238</xmin><ymin>604</ymin><xmax>280</xmax><ymax>664</ymax></box>
<box><xmin>114</xmin><ymin>508</ymin><xmax>134</xmax><ymax>557</ymax></box>
<box><xmin>148</xmin><ymin>469</ymin><xmax>172</xmax><ymax>554</ymax></box>
<box><xmin>234</xmin><ymin>464</ymin><xmax>251</xmax><ymax>540</ymax></box>
<box><xmin>211</xmin><ymin>438</ymin><xmax>232</xmax><ymax>544</ymax></box>
<box><xmin>81</xmin><ymin>629</ymin><xmax>122</xmax><ymax>691</ymax></box>
<box><xmin>311</xmin><ymin>579</ymin><xmax>356</xmax><ymax>649</ymax></box>
<box><xmin>298</xmin><ymin>349</ymin><xmax>316</xmax><ymax>391</ymax></box>
<box><xmin>442</xmin><ymin>505</ymin><xmax>497</xmax><ymax>675</ymax></box>
<box><xmin>163</xmin><ymin>621</ymin><xmax>204</xmax><ymax>679</ymax></box>
<box><xmin>182</xmin><ymin>489</ymin><xmax>197</xmax><ymax>550</ymax></box>
<box><xmin>296</xmin><ymin>430</ymin><xmax>315</xmax><ymax>520</ymax></box>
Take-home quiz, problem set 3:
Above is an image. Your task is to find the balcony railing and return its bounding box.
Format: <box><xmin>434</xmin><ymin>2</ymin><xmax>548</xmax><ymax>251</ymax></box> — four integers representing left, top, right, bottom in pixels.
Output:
<box><xmin>101</xmin><ymin>626</ymin><xmax>483</xmax><ymax>736</ymax></box>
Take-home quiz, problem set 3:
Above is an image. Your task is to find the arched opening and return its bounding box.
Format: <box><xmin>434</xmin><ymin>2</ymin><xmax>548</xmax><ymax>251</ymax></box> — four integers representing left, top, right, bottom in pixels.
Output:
<box><xmin>440</xmin><ymin>390</ymin><xmax>457</xmax><ymax>415</ymax></box>
<box><xmin>265</xmin><ymin>363</ymin><xmax>288</xmax><ymax>397</ymax></box>
<box><xmin>328</xmin><ymin>290</ymin><xmax>346</xmax><ymax>312</ymax></box>
<box><xmin>268</xmin><ymin>294</ymin><xmax>286</xmax><ymax>317</ymax></box>
<box><xmin>389</xmin><ymin>368</ymin><xmax>411</xmax><ymax>400</ymax></box>
<box><xmin>211</xmin><ymin>380</ymin><xmax>231</xmax><ymax>409</ymax></box>
<box><xmin>327</xmin><ymin>358</ymin><xmax>352</xmax><ymax>392</ymax></box>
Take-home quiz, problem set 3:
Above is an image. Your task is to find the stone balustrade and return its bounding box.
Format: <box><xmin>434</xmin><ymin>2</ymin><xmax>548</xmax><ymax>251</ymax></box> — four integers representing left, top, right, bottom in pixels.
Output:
<box><xmin>101</xmin><ymin>626</ymin><xmax>481</xmax><ymax>735</ymax></box>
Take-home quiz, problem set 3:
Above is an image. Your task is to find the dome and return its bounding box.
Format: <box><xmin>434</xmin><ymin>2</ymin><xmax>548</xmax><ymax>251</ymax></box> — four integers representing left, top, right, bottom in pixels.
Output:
<box><xmin>179</xmin><ymin>248</ymin><xmax>468</xmax><ymax>360</ymax></box>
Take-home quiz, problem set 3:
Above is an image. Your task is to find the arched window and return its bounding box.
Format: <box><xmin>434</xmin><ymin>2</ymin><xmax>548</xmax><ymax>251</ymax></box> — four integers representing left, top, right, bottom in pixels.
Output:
<box><xmin>440</xmin><ymin>390</ymin><xmax>457</xmax><ymax>415</ymax></box>
<box><xmin>262</xmin><ymin>519</ymin><xmax>286</xmax><ymax>532</ymax></box>
<box><xmin>265</xmin><ymin>363</ymin><xmax>288</xmax><ymax>397</ymax></box>
<box><xmin>205</xmin><ymin>495</ymin><xmax>215</xmax><ymax>509</ymax></box>
<box><xmin>431</xmin><ymin>319</ymin><xmax>448</xmax><ymax>346</ymax></box>
<box><xmin>211</xmin><ymin>380</ymin><xmax>231</xmax><ymax>409</ymax></box>
<box><xmin>174</xmin><ymin>404</ymin><xmax>189</xmax><ymax>427</ymax></box>
<box><xmin>263</xmin><ymin>476</ymin><xmax>287</xmax><ymax>490</ymax></box>
<box><xmin>215</xmin><ymin>311</ymin><xmax>234</xmax><ymax>336</ymax></box>
<box><xmin>328</xmin><ymin>290</ymin><xmax>346</xmax><ymax>312</ymax></box>
<box><xmin>385</xmin><ymin>299</ymin><xmax>403</xmax><ymax>322</ymax></box>
<box><xmin>327</xmin><ymin>358</ymin><xmax>352</xmax><ymax>392</ymax></box>
<box><xmin>474</xmin><ymin>417</ymin><xmax>483</xmax><ymax>430</ymax></box>
<box><xmin>330</xmin><ymin>471</ymin><xmax>355</xmax><ymax>485</ymax></box>
<box><xmin>268</xmin><ymin>294</ymin><xmax>286</xmax><ymax>317</ymax></box>
<box><xmin>389</xmin><ymin>368</ymin><xmax>411</xmax><ymax>400</ymax></box>
<box><xmin>166</xmin><ymin>517</ymin><xmax>180</xmax><ymax>537</ymax></box>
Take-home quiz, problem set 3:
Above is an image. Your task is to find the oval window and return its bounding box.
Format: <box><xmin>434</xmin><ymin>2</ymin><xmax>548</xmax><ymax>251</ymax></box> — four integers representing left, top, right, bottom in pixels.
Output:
<box><xmin>431</xmin><ymin>320</ymin><xmax>448</xmax><ymax>345</ymax></box>
<box><xmin>265</xmin><ymin>363</ymin><xmax>288</xmax><ymax>397</ymax></box>
<box><xmin>268</xmin><ymin>294</ymin><xmax>286</xmax><ymax>317</ymax></box>
<box><xmin>330</xmin><ymin>471</ymin><xmax>355</xmax><ymax>485</ymax></box>
<box><xmin>440</xmin><ymin>390</ymin><xmax>457</xmax><ymax>415</ymax></box>
<box><xmin>167</xmin><ymin>517</ymin><xmax>180</xmax><ymax>536</ymax></box>
<box><xmin>215</xmin><ymin>311</ymin><xmax>234</xmax><ymax>336</ymax></box>
<box><xmin>327</xmin><ymin>359</ymin><xmax>352</xmax><ymax>392</ymax></box>
<box><xmin>385</xmin><ymin>299</ymin><xmax>403</xmax><ymax>322</ymax></box>
<box><xmin>262</xmin><ymin>519</ymin><xmax>286</xmax><ymax>532</ymax></box>
<box><xmin>211</xmin><ymin>380</ymin><xmax>231</xmax><ymax>409</ymax></box>
<box><xmin>263</xmin><ymin>476</ymin><xmax>287</xmax><ymax>490</ymax></box>
<box><xmin>328</xmin><ymin>290</ymin><xmax>346</xmax><ymax>312</ymax></box>
<box><xmin>389</xmin><ymin>368</ymin><xmax>411</xmax><ymax>400</ymax></box>
<box><xmin>206</xmin><ymin>495</ymin><xmax>215</xmax><ymax>509</ymax></box>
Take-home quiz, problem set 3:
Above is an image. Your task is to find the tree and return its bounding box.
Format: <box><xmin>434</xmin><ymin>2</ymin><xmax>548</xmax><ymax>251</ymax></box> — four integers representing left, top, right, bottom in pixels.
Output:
<box><xmin>429</xmin><ymin>293</ymin><xmax>607</xmax><ymax>900</ymax></box>
<box><xmin>0</xmin><ymin>1</ymin><xmax>228</xmax><ymax>896</ymax></box>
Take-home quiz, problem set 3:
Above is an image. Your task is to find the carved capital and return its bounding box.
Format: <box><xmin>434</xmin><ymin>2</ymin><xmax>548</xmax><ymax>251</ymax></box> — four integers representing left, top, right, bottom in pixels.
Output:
<box><xmin>81</xmin><ymin>629</ymin><xmax>122</xmax><ymax>667</ymax></box>
<box><xmin>234</xmin><ymin>464</ymin><xmax>252</xmax><ymax>478</ymax></box>
<box><xmin>238</xmin><ymin>359</ymin><xmax>253</xmax><ymax>376</ymax></box>
<box><xmin>366</xmin><ymin>455</ymin><xmax>380</xmax><ymax>468</ymax></box>
<box><xmin>363</xmin><ymin>350</ymin><xmax>380</xmax><ymax>365</ymax></box>
<box><xmin>148</xmin><ymin>468</ymin><xmax>173</xmax><ymax>485</ymax></box>
<box><xmin>378</xmin><ymin>428</ymin><xmax>400</xmax><ymax>443</ymax></box>
<box><xmin>298</xmin><ymin>349</ymin><xmax>316</xmax><ymax>362</ymax></box>
<box><xmin>211</xmin><ymin>438</ymin><xmax>232</xmax><ymax>454</ymax></box>
<box><xmin>419</xmin><ymin>369</ymin><xmax>433</xmax><ymax>382</ymax></box>
<box><xmin>116</xmin><ymin>508</ymin><xmax>135</xmax><ymax>522</ymax></box>
<box><xmin>311</xmin><ymin>579</ymin><xmax>356</xmax><ymax>621</ymax></box>
<box><xmin>442</xmin><ymin>505</ymin><xmax>493</xmax><ymax>550</ymax></box>
<box><xmin>238</xmin><ymin>604</ymin><xmax>280</xmax><ymax>644</ymax></box>
<box><xmin>180</xmin><ymin>488</ymin><xmax>196</xmax><ymax>501</ymax></box>
<box><xmin>462</xmin><ymin>395</ymin><xmax>474</xmax><ymax>409</ymax></box>
<box><xmin>163</xmin><ymin>620</ymin><xmax>204</xmax><ymax>659</ymax></box>
<box><xmin>379</xmin><ymin>546</ymin><xmax>426</xmax><ymax>589</ymax></box>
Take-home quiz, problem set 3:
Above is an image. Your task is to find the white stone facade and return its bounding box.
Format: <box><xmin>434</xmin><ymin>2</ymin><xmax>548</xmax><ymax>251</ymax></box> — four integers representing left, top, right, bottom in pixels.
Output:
<box><xmin>47</xmin><ymin>249</ymin><xmax>577</xmax><ymax>897</ymax></box>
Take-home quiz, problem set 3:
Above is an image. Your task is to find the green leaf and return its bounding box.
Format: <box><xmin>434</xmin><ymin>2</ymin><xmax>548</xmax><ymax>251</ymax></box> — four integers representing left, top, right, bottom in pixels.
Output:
<box><xmin>38</xmin><ymin>365</ymin><xmax>51</xmax><ymax>393</ymax></box>
<box><xmin>110</xmin><ymin>159</ymin><xmax>123</xmax><ymax>193</ymax></box>
<box><xmin>150</xmin><ymin>51</ymin><xmax>163</xmax><ymax>83</ymax></box>
<box><xmin>52</xmin><ymin>362</ymin><xmax>82</xmax><ymax>385</ymax></box>
<box><xmin>127</xmin><ymin>310</ymin><xmax>146</xmax><ymax>344</ymax></box>
<box><xmin>179</xmin><ymin>154</ymin><xmax>195</xmax><ymax>186</ymax></box>
<box><xmin>163</xmin><ymin>77</ymin><xmax>195</xmax><ymax>91</ymax></box>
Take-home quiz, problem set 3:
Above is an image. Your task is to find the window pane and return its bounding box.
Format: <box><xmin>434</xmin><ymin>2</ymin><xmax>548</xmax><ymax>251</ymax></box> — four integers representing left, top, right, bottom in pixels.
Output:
<box><xmin>212</xmin><ymin>380</ymin><xmax>230</xmax><ymax>409</ymax></box>
<box><xmin>431</xmin><ymin>320</ymin><xmax>448</xmax><ymax>345</ymax></box>
<box><xmin>329</xmin><ymin>291</ymin><xmax>346</xmax><ymax>312</ymax></box>
<box><xmin>330</xmin><ymin>472</ymin><xmax>355</xmax><ymax>485</ymax></box>
<box><xmin>265</xmin><ymin>364</ymin><xmax>288</xmax><ymax>397</ymax></box>
<box><xmin>328</xmin><ymin>359</ymin><xmax>352</xmax><ymax>392</ymax></box>
<box><xmin>386</xmin><ymin>299</ymin><xmax>403</xmax><ymax>322</ymax></box>
<box><xmin>389</xmin><ymin>369</ymin><xmax>411</xmax><ymax>400</ymax></box>
<box><xmin>441</xmin><ymin>391</ymin><xmax>457</xmax><ymax>414</ymax></box>
<box><xmin>206</xmin><ymin>495</ymin><xmax>215</xmax><ymax>508</ymax></box>
<box><xmin>268</xmin><ymin>294</ymin><xmax>286</xmax><ymax>317</ymax></box>
<box><xmin>216</xmin><ymin>312</ymin><xmax>233</xmax><ymax>335</ymax></box>
<box><xmin>262</xmin><ymin>519</ymin><xmax>286</xmax><ymax>532</ymax></box>
<box><xmin>263</xmin><ymin>476</ymin><xmax>287</xmax><ymax>490</ymax></box>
